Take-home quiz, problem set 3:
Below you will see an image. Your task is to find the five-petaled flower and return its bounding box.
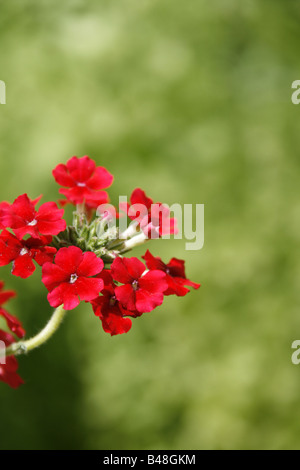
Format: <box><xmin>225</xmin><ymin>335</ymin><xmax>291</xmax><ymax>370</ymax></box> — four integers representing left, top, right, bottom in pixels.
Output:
<box><xmin>142</xmin><ymin>250</ymin><xmax>201</xmax><ymax>296</ymax></box>
<box><xmin>42</xmin><ymin>246</ymin><xmax>104</xmax><ymax>310</ymax></box>
<box><xmin>91</xmin><ymin>270</ymin><xmax>133</xmax><ymax>336</ymax></box>
<box><xmin>0</xmin><ymin>194</ymin><xmax>66</xmax><ymax>239</ymax></box>
<box><xmin>53</xmin><ymin>155</ymin><xmax>114</xmax><ymax>207</ymax></box>
<box><xmin>111</xmin><ymin>257</ymin><xmax>168</xmax><ymax>314</ymax></box>
<box><xmin>0</xmin><ymin>230</ymin><xmax>57</xmax><ymax>279</ymax></box>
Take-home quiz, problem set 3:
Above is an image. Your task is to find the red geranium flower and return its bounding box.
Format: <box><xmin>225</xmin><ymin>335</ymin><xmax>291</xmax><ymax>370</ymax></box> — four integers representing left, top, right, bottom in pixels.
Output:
<box><xmin>91</xmin><ymin>270</ymin><xmax>133</xmax><ymax>336</ymax></box>
<box><xmin>0</xmin><ymin>330</ymin><xmax>24</xmax><ymax>388</ymax></box>
<box><xmin>121</xmin><ymin>188</ymin><xmax>178</xmax><ymax>238</ymax></box>
<box><xmin>53</xmin><ymin>156</ymin><xmax>114</xmax><ymax>206</ymax></box>
<box><xmin>42</xmin><ymin>246</ymin><xmax>104</xmax><ymax>310</ymax></box>
<box><xmin>142</xmin><ymin>250</ymin><xmax>201</xmax><ymax>296</ymax></box>
<box><xmin>0</xmin><ymin>194</ymin><xmax>66</xmax><ymax>239</ymax></box>
<box><xmin>111</xmin><ymin>257</ymin><xmax>168</xmax><ymax>314</ymax></box>
<box><xmin>0</xmin><ymin>230</ymin><xmax>57</xmax><ymax>279</ymax></box>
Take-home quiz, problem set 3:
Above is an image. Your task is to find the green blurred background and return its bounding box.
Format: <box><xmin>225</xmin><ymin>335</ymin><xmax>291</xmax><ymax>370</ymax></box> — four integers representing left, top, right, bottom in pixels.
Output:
<box><xmin>0</xmin><ymin>0</ymin><xmax>300</xmax><ymax>450</ymax></box>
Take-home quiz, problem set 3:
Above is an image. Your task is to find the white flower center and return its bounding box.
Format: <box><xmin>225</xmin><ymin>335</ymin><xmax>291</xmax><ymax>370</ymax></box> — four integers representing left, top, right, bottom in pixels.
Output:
<box><xmin>28</xmin><ymin>219</ymin><xmax>37</xmax><ymax>226</ymax></box>
<box><xmin>77</xmin><ymin>182</ymin><xmax>86</xmax><ymax>187</ymax></box>
<box><xmin>20</xmin><ymin>248</ymin><xmax>29</xmax><ymax>256</ymax></box>
<box><xmin>70</xmin><ymin>273</ymin><xmax>78</xmax><ymax>284</ymax></box>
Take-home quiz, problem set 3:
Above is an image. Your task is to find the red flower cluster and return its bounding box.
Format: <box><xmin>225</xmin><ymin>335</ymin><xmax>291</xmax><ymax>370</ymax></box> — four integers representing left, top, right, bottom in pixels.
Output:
<box><xmin>0</xmin><ymin>282</ymin><xmax>25</xmax><ymax>388</ymax></box>
<box><xmin>90</xmin><ymin>253</ymin><xmax>199</xmax><ymax>336</ymax></box>
<box><xmin>0</xmin><ymin>154</ymin><xmax>200</xmax><ymax>386</ymax></box>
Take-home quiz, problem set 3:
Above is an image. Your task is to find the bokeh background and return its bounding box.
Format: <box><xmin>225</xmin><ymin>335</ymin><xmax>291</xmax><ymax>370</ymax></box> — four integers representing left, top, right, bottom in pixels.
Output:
<box><xmin>0</xmin><ymin>0</ymin><xmax>300</xmax><ymax>450</ymax></box>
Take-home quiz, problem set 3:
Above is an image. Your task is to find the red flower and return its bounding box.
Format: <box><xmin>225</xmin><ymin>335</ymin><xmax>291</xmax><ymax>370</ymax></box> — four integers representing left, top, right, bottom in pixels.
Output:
<box><xmin>0</xmin><ymin>194</ymin><xmax>66</xmax><ymax>239</ymax></box>
<box><xmin>0</xmin><ymin>230</ymin><xmax>57</xmax><ymax>279</ymax></box>
<box><xmin>53</xmin><ymin>156</ymin><xmax>113</xmax><ymax>206</ymax></box>
<box><xmin>91</xmin><ymin>270</ymin><xmax>133</xmax><ymax>336</ymax></box>
<box><xmin>42</xmin><ymin>246</ymin><xmax>104</xmax><ymax>310</ymax></box>
<box><xmin>0</xmin><ymin>330</ymin><xmax>24</xmax><ymax>388</ymax></box>
<box><xmin>142</xmin><ymin>250</ymin><xmax>201</xmax><ymax>296</ymax></box>
<box><xmin>111</xmin><ymin>257</ymin><xmax>168</xmax><ymax>313</ymax></box>
<box><xmin>0</xmin><ymin>281</ymin><xmax>25</xmax><ymax>338</ymax></box>
<box><xmin>121</xmin><ymin>188</ymin><xmax>178</xmax><ymax>238</ymax></box>
<box><xmin>0</xmin><ymin>282</ymin><xmax>25</xmax><ymax>388</ymax></box>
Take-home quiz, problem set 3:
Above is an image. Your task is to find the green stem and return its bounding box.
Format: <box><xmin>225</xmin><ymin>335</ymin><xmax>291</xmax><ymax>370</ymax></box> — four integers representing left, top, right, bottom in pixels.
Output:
<box><xmin>5</xmin><ymin>305</ymin><xmax>67</xmax><ymax>357</ymax></box>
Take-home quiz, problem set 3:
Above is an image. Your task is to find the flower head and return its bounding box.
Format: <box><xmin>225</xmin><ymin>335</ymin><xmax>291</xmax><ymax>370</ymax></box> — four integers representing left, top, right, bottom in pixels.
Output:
<box><xmin>53</xmin><ymin>156</ymin><xmax>114</xmax><ymax>207</ymax></box>
<box><xmin>142</xmin><ymin>250</ymin><xmax>201</xmax><ymax>296</ymax></box>
<box><xmin>0</xmin><ymin>194</ymin><xmax>66</xmax><ymax>239</ymax></box>
<box><xmin>111</xmin><ymin>257</ymin><xmax>168</xmax><ymax>314</ymax></box>
<box><xmin>42</xmin><ymin>246</ymin><xmax>104</xmax><ymax>310</ymax></box>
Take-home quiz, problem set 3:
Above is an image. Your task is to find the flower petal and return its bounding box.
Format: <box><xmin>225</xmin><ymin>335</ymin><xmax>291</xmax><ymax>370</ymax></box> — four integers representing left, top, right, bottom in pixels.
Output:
<box><xmin>42</xmin><ymin>262</ymin><xmax>70</xmax><ymax>291</ymax></box>
<box><xmin>48</xmin><ymin>283</ymin><xmax>80</xmax><ymax>310</ymax></box>
<box><xmin>52</xmin><ymin>163</ymin><xmax>76</xmax><ymax>187</ymax></box>
<box><xmin>12</xmin><ymin>254</ymin><xmax>36</xmax><ymax>279</ymax></box>
<box><xmin>54</xmin><ymin>246</ymin><xmax>83</xmax><ymax>274</ymax></box>
<box><xmin>75</xmin><ymin>277</ymin><xmax>104</xmax><ymax>301</ymax></box>
<box><xmin>111</xmin><ymin>257</ymin><xmax>134</xmax><ymax>284</ymax></box>
<box><xmin>130</xmin><ymin>188</ymin><xmax>153</xmax><ymax>209</ymax></box>
<box><xmin>142</xmin><ymin>250</ymin><xmax>166</xmax><ymax>271</ymax></box>
<box><xmin>67</xmin><ymin>156</ymin><xmax>96</xmax><ymax>181</ymax></box>
<box><xmin>87</xmin><ymin>166</ymin><xmax>114</xmax><ymax>190</ymax></box>
<box><xmin>114</xmin><ymin>284</ymin><xmax>136</xmax><ymax>311</ymax></box>
<box><xmin>77</xmin><ymin>251</ymin><xmax>104</xmax><ymax>277</ymax></box>
<box><xmin>139</xmin><ymin>270</ymin><xmax>168</xmax><ymax>293</ymax></box>
<box><xmin>100</xmin><ymin>311</ymin><xmax>132</xmax><ymax>336</ymax></box>
<box><xmin>135</xmin><ymin>289</ymin><xmax>165</xmax><ymax>313</ymax></box>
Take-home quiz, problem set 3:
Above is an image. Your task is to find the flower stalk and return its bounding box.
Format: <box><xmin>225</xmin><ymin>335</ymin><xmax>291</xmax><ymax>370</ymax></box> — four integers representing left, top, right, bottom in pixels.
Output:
<box><xmin>5</xmin><ymin>305</ymin><xmax>67</xmax><ymax>357</ymax></box>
